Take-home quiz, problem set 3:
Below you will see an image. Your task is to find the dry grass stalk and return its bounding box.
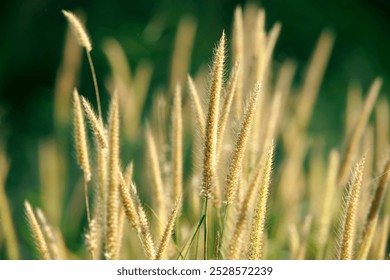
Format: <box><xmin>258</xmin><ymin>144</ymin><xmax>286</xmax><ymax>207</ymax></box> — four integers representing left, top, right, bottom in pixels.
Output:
<box><xmin>288</xmin><ymin>224</ymin><xmax>300</xmax><ymax>259</ymax></box>
<box><xmin>187</xmin><ymin>75</ymin><xmax>205</xmax><ymax>138</ymax></box>
<box><xmin>201</xmin><ymin>32</ymin><xmax>225</xmax><ymax>199</ymax></box>
<box><xmin>345</xmin><ymin>83</ymin><xmax>362</xmax><ymax>139</ymax></box>
<box><xmin>85</xmin><ymin>218</ymin><xmax>98</xmax><ymax>259</ymax></box>
<box><xmin>36</xmin><ymin>208</ymin><xmax>61</xmax><ymax>260</ymax></box>
<box><xmin>274</xmin><ymin>60</ymin><xmax>296</xmax><ymax>110</ymax></box>
<box><xmin>339</xmin><ymin>157</ymin><xmax>365</xmax><ymax>260</ymax></box>
<box><xmin>232</xmin><ymin>6</ymin><xmax>244</xmax><ymax>119</ymax></box>
<box><xmin>317</xmin><ymin>149</ymin><xmax>340</xmax><ymax>258</ymax></box>
<box><xmin>38</xmin><ymin>140</ymin><xmax>64</xmax><ymax>227</ymax></box>
<box><xmin>119</xmin><ymin>170</ymin><xmax>138</xmax><ymax>230</ymax></box>
<box><xmin>54</xmin><ymin>23</ymin><xmax>83</xmax><ymax>126</ymax></box>
<box><xmin>0</xmin><ymin>151</ymin><xmax>19</xmax><ymax>260</ymax></box>
<box><xmin>358</xmin><ymin>154</ymin><xmax>390</xmax><ymax>259</ymax></box>
<box><xmin>90</xmin><ymin>201</ymin><xmax>104</xmax><ymax>260</ymax></box>
<box><xmin>213</xmin><ymin>231</ymin><xmax>221</xmax><ymax>260</ymax></box>
<box><xmin>357</xmin><ymin>215</ymin><xmax>378</xmax><ymax>260</ymax></box>
<box><xmin>103</xmin><ymin>39</ymin><xmax>137</xmax><ymax>140</ymax></box>
<box><xmin>257</xmin><ymin>22</ymin><xmax>281</xmax><ymax>82</ymax></box>
<box><xmin>375</xmin><ymin>98</ymin><xmax>389</xmax><ymax>166</ymax></box>
<box><xmin>73</xmin><ymin>89</ymin><xmax>92</xmax><ymax>227</ymax></box>
<box><xmin>117</xmin><ymin>163</ymin><xmax>134</xmax><ymax>258</ymax></box>
<box><xmin>227</xmin><ymin>148</ymin><xmax>266</xmax><ymax>259</ymax></box>
<box><xmin>24</xmin><ymin>201</ymin><xmax>50</xmax><ymax>260</ymax></box>
<box><xmin>73</xmin><ymin>89</ymin><xmax>91</xmax><ymax>182</ymax></box>
<box><xmin>11</xmin><ymin>4</ymin><xmax>390</xmax><ymax>261</ymax></box>
<box><xmin>117</xmin><ymin>212</ymin><xmax>126</xmax><ymax>259</ymax></box>
<box><xmin>226</xmin><ymin>83</ymin><xmax>261</xmax><ymax>205</ymax></box>
<box><xmin>62</xmin><ymin>10</ymin><xmax>102</xmax><ymax>120</ymax></box>
<box><xmin>295</xmin><ymin>31</ymin><xmax>334</xmax><ymax>130</ymax></box>
<box><xmin>124</xmin><ymin>163</ymin><xmax>134</xmax><ymax>186</ymax></box>
<box><xmin>338</xmin><ymin>78</ymin><xmax>382</xmax><ymax>186</ymax></box>
<box><xmin>53</xmin><ymin>229</ymin><xmax>68</xmax><ymax>259</ymax></box>
<box><xmin>263</xmin><ymin>90</ymin><xmax>282</xmax><ymax>149</ymax></box>
<box><xmin>81</xmin><ymin>96</ymin><xmax>108</xmax><ymax>149</ymax></box>
<box><xmin>296</xmin><ymin>215</ymin><xmax>313</xmax><ymax>260</ymax></box>
<box><xmin>132</xmin><ymin>61</ymin><xmax>153</xmax><ymax>119</ymax></box>
<box><xmin>106</xmin><ymin>92</ymin><xmax>120</xmax><ymax>260</ymax></box>
<box><xmin>247</xmin><ymin>142</ymin><xmax>274</xmax><ymax>260</ymax></box>
<box><xmin>170</xmin><ymin>16</ymin><xmax>197</xmax><ymax>91</ymax></box>
<box><xmin>62</xmin><ymin>10</ymin><xmax>92</xmax><ymax>52</ymax></box>
<box><xmin>217</xmin><ymin>61</ymin><xmax>239</xmax><ymax>157</ymax></box>
<box><xmin>155</xmin><ymin>198</ymin><xmax>182</xmax><ymax>260</ymax></box>
<box><xmin>376</xmin><ymin>216</ymin><xmax>389</xmax><ymax>259</ymax></box>
<box><xmin>103</xmin><ymin>38</ymin><xmax>132</xmax><ymax>88</ymax></box>
<box><xmin>251</xmin><ymin>9</ymin><xmax>266</xmax><ymax>86</ymax></box>
<box><xmin>172</xmin><ymin>84</ymin><xmax>183</xmax><ymax>202</ymax></box>
<box><xmin>138</xmin><ymin>206</ymin><xmax>156</xmax><ymax>260</ymax></box>
<box><xmin>361</xmin><ymin>126</ymin><xmax>374</xmax><ymax>191</ymax></box>
<box><xmin>96</xmin><ymin>147</ymin><xmax>107</xmax><ymax>239</ymax></box>
<box><xmin>250</xmin><ymin>22</ymin><xmax>280</xmax><ymax>152</ymax></box>
<box><xmin>245</xmin><ymin>11</ymin><xmax>266</xmax><ymax>167</ymax></box>
<box><xmin>145</xmin><ymin>124</ymin><xmax>166</xmax><ymax>225</ymax></box>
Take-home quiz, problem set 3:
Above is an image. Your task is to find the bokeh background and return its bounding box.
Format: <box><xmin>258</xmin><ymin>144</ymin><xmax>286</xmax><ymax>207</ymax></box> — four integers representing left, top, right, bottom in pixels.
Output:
<box><xmin>0</xmin><ymin>0</ymin><xmax>389</xmax><ymax>258</ymax></box>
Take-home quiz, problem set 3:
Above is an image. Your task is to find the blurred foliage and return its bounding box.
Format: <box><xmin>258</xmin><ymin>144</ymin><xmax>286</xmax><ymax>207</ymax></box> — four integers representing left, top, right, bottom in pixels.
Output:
<box><xmin>0</xmin><ymin>0</ymin><xmax>389</xmax><ymax>258</ymax></box>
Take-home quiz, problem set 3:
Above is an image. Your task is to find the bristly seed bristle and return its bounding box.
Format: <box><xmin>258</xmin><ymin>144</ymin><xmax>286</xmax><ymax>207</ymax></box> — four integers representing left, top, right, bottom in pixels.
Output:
<box><xmin>62</xmin><ymin>10</ymin><xmax>92</xmax><ymax>52</ymax></box>
<box><xmin>201</xmin><ymin>31</ymin><xmax>226</xmax><ymax>199</ymax></box>
<box><xmin>73</xmin><ymin>89</ymin><xmax>91</xmax><ymax>182</ymax></box>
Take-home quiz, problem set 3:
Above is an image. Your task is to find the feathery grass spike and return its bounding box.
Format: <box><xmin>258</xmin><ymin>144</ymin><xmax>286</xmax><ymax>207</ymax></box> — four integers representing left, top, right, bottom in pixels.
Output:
<box><xmin>295</xmin><ymin>30</ymin><xmax>334</xmax><ymax>129</ymax></box>
<box><xmin>146</xmin><ymin>124</ymin><xmax>166</xmax><ymax>223</ymax></box>
<box><xmin>201</xmin><ymin>32</ymin><xmax>225</xmax><ymax>199</ymax></box>
<box><xmin>257</xmin><ymin>22</ymin><xmax>281</xmax><ymax>82</ymax></box>
<box><xmin>227</xmin><ymin>149</ymin><xmax>264</xmax><ymax>259</ymax></box>
<box><xmin>226</xmin><ymin>82</ymin><xmax>261</xmax><ymax>205</ymax></box>
<box><xmin>36</xmin><ymin>208</ymin><xmax>61</xmax><ymax>260</ymax></box>
<box><xmin>119</xmin><ymin>171</ymin><xmax>138</xmax><ymax>229</ymax></box>
<box><xmin>338</xmin><ymin>78</ymin><xmax>382</xmax><ymax>185</ymax></box>
<box><xmin>62</xmin><ymin>10</ymin><xmax>92</xmax><ymax>52</ymax></box>
<box><xmin>81</xmin><ymin>96</ymin><xmax>108</xmax><ymax>149</ymax></box>
<box><xmin>187</xmin><ymin>75</ymin><xmax>205</xmax><ymax>137</ymax></box>
<box><xmin>73</xmin><ymin>89</ymin><xmax>91</xmax><ymax>182</ymax></box>
<box><xmin>217</xmin><ymin>61</ymin><xmax>239</xmax><ymax>157</ymax></box>
<box><xmin>339</xmin><ymin>157</ymin><xmax>365</xmax><ymax>260</ymax></box>
<box><xmin>62</xmin><ymin>10</ymin><xmax>102</xmax><ymax>120</ymax></box>
<box><xmin>358</xmin><ymin>154</ymin><xmax>390</xmax><ymax>259</ymax></box>
<box><xmin>24</xmin><ymin>201</ymin><xmax>50</xmax><ymax>260</ymax></box>
<box><xmin>232</xmin><ymin>6</ymin><xmax>244</xmax><ymax>119</ymax></box>
<box><xmin>247</xmin><ymin>142</ymin><xmax>274</xmax><ymax>260</ymax></box>
<box><xmin>173</xmin><ymin>84</ymin><xmax>183</xmax><ymax>202</ymax></box>
<box><xmin>85</xmin><ymin>218</ymin><xmax>98</xmax><ymax>259</ymax></box>
<box><xmin>317</xmin><ymin>149</ymin><xmax>340</xmax><ymax>258</ymax></box>
<box><xmin>106</xmin><ymin>92</ymin><xmax>120</xmax><ymax>260</ymax></box>
<box><xmin>170</xmin><ymin>16</ymin><xmax>197</xmax><ymax>91</ymax></box>
<box><xmin>96</xmin><ymin>147</ymin><xmax>107</xmax><ymax>238</ymax></box>
<box><xmin>138</xmin><ymin>206</ymin><xmax>156</xmax><ymax>260</ymax></box>
<box><xmin>155</xmin><ymin>198</ymin><xmax>182</xmax><ymax>260</ymax></box>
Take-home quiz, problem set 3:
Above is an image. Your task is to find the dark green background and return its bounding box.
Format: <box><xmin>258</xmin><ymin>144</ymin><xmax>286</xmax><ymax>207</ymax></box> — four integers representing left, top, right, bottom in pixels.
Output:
<box><xmin>0</xmin><ymin>0</ymin><xmax>389</xmax><ymax>258</ymax></box>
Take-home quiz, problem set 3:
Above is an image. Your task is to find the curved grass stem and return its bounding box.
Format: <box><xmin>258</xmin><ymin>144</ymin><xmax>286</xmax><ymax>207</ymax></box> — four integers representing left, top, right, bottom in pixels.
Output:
<box><xmin>86</xmin><ymin>51</ymin><xmax>102</xmax><ymax>121</ymax></box>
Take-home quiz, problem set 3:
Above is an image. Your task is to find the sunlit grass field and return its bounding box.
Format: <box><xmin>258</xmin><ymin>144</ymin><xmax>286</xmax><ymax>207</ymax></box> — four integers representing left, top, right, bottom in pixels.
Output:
<box><xmin>0</xmin><ymin>3</ymin><xmax>389</xmax><ymax>260</ymax></box>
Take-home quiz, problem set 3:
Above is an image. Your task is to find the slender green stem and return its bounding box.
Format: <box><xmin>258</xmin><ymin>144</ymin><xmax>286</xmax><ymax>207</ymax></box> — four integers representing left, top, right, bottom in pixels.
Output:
<box><xmin>217</xmin><ymin>203</ymin><xmax>229</xmax><ymax>258</ymax></box>
<box><xmin>182</xmin><ymin>214</ymin><xmax>205</xmax><ymax>259</ymax></box>
<box><xmin>86</xmin><ymin>51</ymin><xmax>102</xmax><ymax>121</ymax></box>
<box><xmin>203</xmin><ymin>198</ymin><xmax>209</xmax><ymax>260</ymax></box>
<box><xmin>194</xmin><ymin>222</ymin><xmax>201</xmax><ymax>259</ymax></box>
